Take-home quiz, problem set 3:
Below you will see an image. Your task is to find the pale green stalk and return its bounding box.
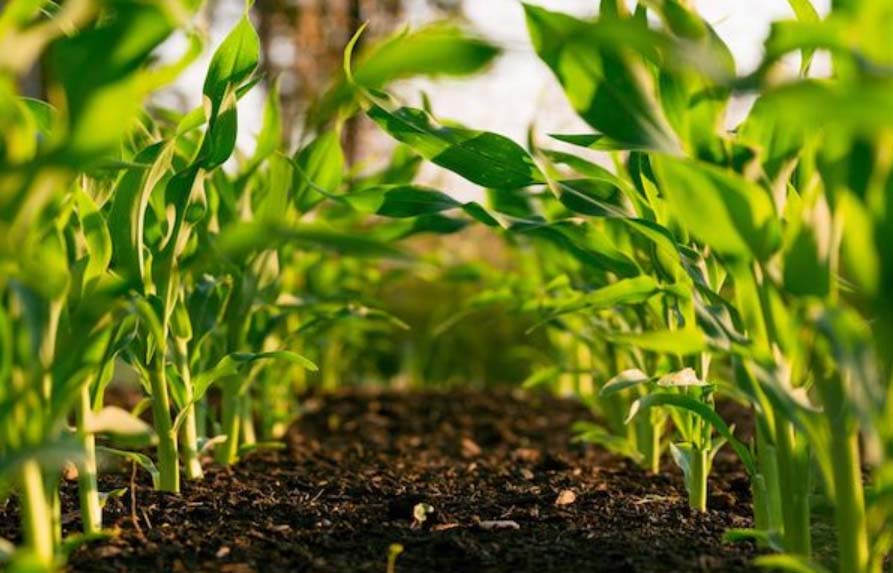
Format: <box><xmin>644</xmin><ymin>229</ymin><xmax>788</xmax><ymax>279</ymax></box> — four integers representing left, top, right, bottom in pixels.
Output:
<box><xmin>175</xmin><ymin>338</ymin><xmax>203</xmax><ymax>480</ymax></box>
<box><xmin>149</xmin><ymin>353</ymin><xmax>180</xmax><ymax>492</ymax></box>
<box><xmin>75</xmin><ymin>384</ymin><xmax>101</xmax><ymax>534</ymax></box>
<box><xmin>18</xmin><ymin>459</ymin><xmax>54</xmax><ymax>567</ymax></box>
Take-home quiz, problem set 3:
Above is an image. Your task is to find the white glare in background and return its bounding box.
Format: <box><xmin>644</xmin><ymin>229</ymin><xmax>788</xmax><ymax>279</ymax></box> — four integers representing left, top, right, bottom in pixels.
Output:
<box><xmin>154</xmin><ymin>0</ymin><xmax>831</xmax><ymax>185</ymax></box>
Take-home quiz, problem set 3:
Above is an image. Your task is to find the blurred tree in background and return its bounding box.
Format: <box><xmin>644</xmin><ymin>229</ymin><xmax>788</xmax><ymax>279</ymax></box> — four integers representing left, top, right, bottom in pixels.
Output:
<box><xmin>252</xmin><ymin>0</ymin><xmax>461</xmax><ymax>156</ymax></box>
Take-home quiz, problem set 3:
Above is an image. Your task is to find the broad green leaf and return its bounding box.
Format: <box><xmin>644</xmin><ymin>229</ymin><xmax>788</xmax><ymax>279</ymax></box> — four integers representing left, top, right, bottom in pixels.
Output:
<box><xmin>524</xmin><ymin>4</ymin><xmax>679</xmax><ymax>152</ymax></box>
<box><xmin>652</xmin><ymin>155</ymin><xmax>781</xmax><ymax>260</ymax></box>
<box><xmin>212</xmin><ymin>222</ymin><xmax>407</xmax><ymax>261</ymax></box>
<box><xmin>256</xmin><ymin>153</ymin><xmax>293</xmax><ymax>223</ymax></box>
<box><xmin>203</xmin><ymin>14</ymin><xmax>260</xmax><ymax>117</ymax></box>
<box><xmin>626</xmin><ymin>392</ymin><xmax>756</xmax><ymax>475</ymax></box>
<box><xmin>757</xmin><ymin>80</ymin><xmax>893</xmax><ymax>132</ymax></box>
<box><xmin>783</xmin><ymin>224</ymin><xmax>830</xmax><ymax>297</ymax></box>
<box><xmin>345</xmin><ymin>184</ymin><xmax>498</xmax><ymax>226</ymax></box>
<box><xmin>349</xmin><ymin>184</ymin><xmax>460</xmax><ymax>217</ymax></box>
<box><xmin>557</xmin><ymin>179</ymin><xmax>629</xmax><ymax>217</ymax></box>
<box><xmin>52</xmin><ymin>3</ymin><xmax>177</xmax><ymax>158</ymax></box>
<box><xmin>313</xmin><ymin>22</ymin><xmax>500</xmax><ymax>125</ymax></box>
<box><xmin>108</xmin><ymin>142</ymin><xmax>171</xmax><ymax>288</ymax></box>
<box><xmin>510</xmin><ymin>220</ymin><xmax>639</xmax><ymax>277</ymax></box>
<box><xmin>293</xmin><ymin>130</ymin><xmax>345</xmax><ymax>212</ymax></box>
<box><xmin>367</xmin><ymin>95</ymin><xmax>545</xmax><ymax>189</ymax></box>
<box><xmin>608</xmin><ymin>328</ymin><xmax>706</xmax><ymax>355</ymax></box>
<box><xmin>838</xmin><ymin>193</ymin><xmax>879</xmax><ymax>295</ymax></box>
<box><xmin>552</xmin><ymin>275</ymin><xmax>660</xmax><ymax>316</ymax></box>
<box><xmin>200</xmin><ymin>87</ymin><xmax>239</xmax><ymax>169</ymax></box>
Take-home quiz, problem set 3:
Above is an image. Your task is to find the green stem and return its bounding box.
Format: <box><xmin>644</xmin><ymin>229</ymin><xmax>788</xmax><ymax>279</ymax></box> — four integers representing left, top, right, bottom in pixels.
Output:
<box><xmin>216</xmin><ymin>386</ymin><xmax>241</xmax><ymax>465</ymax></box>
<box><xmin>19</xmin><ymin>459</ymin><xmax>54</xmax><ymax>567</ymax></box>
<box><xmin>240</xmin><ymin>393</ymin><xmax>256</xmax><ymax>447</ymax></box>
<box><xmin>149</xmin><ymin>355</ymin><xmax>179</xmax><ymax>492</ymax></box>
<box><xmin>775</xmin><ymin>419</ymin><xmax>812</xmax><ymax>556</ymax></box>
<box><xmin>755</xmin><ymin>421</ymin><xmax>784</xmax><ymax>532</ymax></box>
<box><xmin>75</xmin><ymin>385</ymin><xmax>101</xmax><ymax>534</ymax></box>
<box><xmin>633</xmin><ymin>411</ymin><xmax>661</xmax><ymax>473</ymax></box>
<box><xmin>175</xmin><ymin>340</ymin><xmax>203</xmax><ymax>481</ymax></box>
<box><xmin>689</xmin><ymin>447</ymin><xmax>708</xmax><ymax>512</ymax></box>
<box><xmin>828</xmin><ymin>417</ymin><xmax>872</xmax><ymax>572</ymax></box>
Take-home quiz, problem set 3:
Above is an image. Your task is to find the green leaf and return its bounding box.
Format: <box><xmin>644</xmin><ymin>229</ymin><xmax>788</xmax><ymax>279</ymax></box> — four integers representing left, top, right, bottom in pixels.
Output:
<box><xmin>346</xmin><ymin>184</ymin><xmax>459</xmax><ymax>217</ymax></box>
<box><xmin>108</xmin><ymin>142</ymin><xmax>171</xmax><ymax>288</ymax></box>
<box><xmin>524</xmin><ymin>4</ymin><xmax>679</xmax><ymax>152</ymax></box>
<box><xmin>781</xmin><ymin>0</ymin><xmax>822</xmax><ymax>73</ymax></box>
<box><xmin>572</xmin><ymin>421</ymin><xmax>644</xmax><ymax>462</ymax></box>
<box><xmin>723</xmin><ymin>528</ymin><xmax>784</xmax><ymax>552</ymax></box>
<box><xmin>607</xmin><ymin>328</ymin><xmax>706</xmax><ymax>356</ymax></box>
<box><xmin>212</xmin><ymin>222</ymin><xmax>407</xmax><ymax>261</ymax></box>
<box><xmin>200</xmin><ymin>87</ymin><xmax>239</xmax><ymax>169</ymax></box>
<box><xmin>626</xmin><ymin>392</ymin><xmax>756</xmax><ymax>475</ymax></box>
<box><xmin>97</xmin><ymin>447</ymin><xmax>159</xmax><ymax>489</ymax></box>
<box><xmin>86</xmin><ymin>406</ymin><xmax>153</xmax><ymax>437</ymax></box>
<box><xmin>52</xmin><ymin>3</ymin><xmax>177</xmax><ymax>158</ymax></box>
<box><xmin>557</xmin><ymin>178</ymin><xmax>629</xmax><ymax>217</ymax></box>
<box><xmin>521</xmin><ymin>366</ymin><xmax>561</xmax><ymax>389</ymax></box>
<box><xmin>0</xmin><ymin>437</ymin><xmax>84</xmax><ymax>481</ymax></box>
<box><xmin>293</xmin><ymin>131</ymin><xmax>345</xmax><ymax>212</ymax></box>
<box><xmin>256</xmin><ymin>153</ymin><xmax>293</xmax><ymax>223</ymax></box>
<box><xmin>253</xmin><ymin>77</ymin><xmax>283</xmax><ymax>163</ymax></box>
<box><xmin>652</xmin><ymin>155</ymin><xmax>781</xmax><ymax>260</ymax></box>
<box><xmin>367</xmin><ymin>96</ymin><xmax>545</xmax><ymax>189</ymax></box>
<box><xmin>314</xmin><ymin>22</ymin><xmax>500</xmax><ymax>125</ymax></box>
<box><xmin>752</xmin><ymin>554</ymin><xmax>829</xmax><ymax>573</ymax></box>
<box><xmin>203</xmin><ymin>14</ymin><xmax>260</xmax><ymax>117</ymax></box>
<box><xmin>783</xmin><ymin>223</ymin><xmax>830</xmax><ymax>297</ymax></box>
<box><xmin>510</xmin><ymin>220</ymin><xmax>639</xmax><ymax>277</ymax></box>
<box><xmin>551</xmin><ymin>275</ymin><xmax>660</xmax><ymax>317</ymax></box>
<box><xmin>600</xmin><ymin>368</ymin><xmax>652</xmax><ymax>397</ymax></box>
<box><xmin>75</xmin><ymin>184</ymin><xmax>112</xmax><ymax>289</ymax></box>
<box><xmin>190</xmin><ymin>350</ymin><xmax>317</xmax><ymax>406</ymax></box>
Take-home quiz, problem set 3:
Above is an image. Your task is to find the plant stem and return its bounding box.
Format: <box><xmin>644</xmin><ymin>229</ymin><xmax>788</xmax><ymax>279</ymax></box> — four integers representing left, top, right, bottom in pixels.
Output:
<box><xmin>75</xmin><ymin>384</ymin><xmax>102</xmax><ymax>534</ymax></box>
<box><xmin>149</xmin><ymin>354</ymin><xmax>180</xmax><ymax>492</ymax></box>
<box><xmin>240</xmin><ymin>394</ymin><xmax>256</xmax><ymax>446</ymax></box>
<box><xmin>829</xmin><ymin>429</ymin><xmax>872</xmax><ymax>573</ymax></box>
<box><xmin>216</xmin><ymin>386</ymin><xmax>241</xmax><ymax>465</ymax></box>
<box><xmin>19</xmin><ymin>459</ymin><xmax>54</xmax><ymax>567</ymax></box>
<box><xmin>755</xmin><ymin>421</ymin><xmax>784</xmax><ymax>532</ymax></box>
<box><xmin>820</xmin><ymin>369</ymin><xmax>873</xmax><ymax>573</ymax></box>
<box><xmin>689</xmin><ymin>447</ymin><xmax>708</xmax><ymax>512</ymax></box>
<box><xmin>775</xmin><ymin>419</ymin><xmax>812</xmax><ymax>556</ymax></box>
<box><xmin>175</xmin><ymin>339</ymin><xmax>203</xmax><ymax>481</ymax></box>
<box><xmin>634</xmin><ymin>412</ymin><xmax>661</xmax><ymax>473</ymax></box>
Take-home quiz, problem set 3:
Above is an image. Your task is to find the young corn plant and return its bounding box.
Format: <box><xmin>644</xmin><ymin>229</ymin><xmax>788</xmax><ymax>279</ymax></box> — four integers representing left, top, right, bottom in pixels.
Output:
<box><xmin>623</xmin><ymin>367</ymin><xmax>757</xmax><ymax>512</ymax></box>
<box><xmin>1</xmin><ymin>0</ymin><xmax>195</xmax><ymax>566</ymax></box>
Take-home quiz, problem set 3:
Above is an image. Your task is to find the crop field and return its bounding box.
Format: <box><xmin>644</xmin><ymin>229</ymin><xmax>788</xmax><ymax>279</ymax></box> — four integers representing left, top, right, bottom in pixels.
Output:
<box><xmin>0</xmin><ymin>0</ymin><xmax>892</xmax><ymax>571</ymax></box>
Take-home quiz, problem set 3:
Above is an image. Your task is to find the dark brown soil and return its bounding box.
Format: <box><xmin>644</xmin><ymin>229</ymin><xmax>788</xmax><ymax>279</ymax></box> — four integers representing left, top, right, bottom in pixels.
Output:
<box><xmin>2</xmin><ymin>390</ymin><xmax>759</xmax><ymax>572</ymax></box>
